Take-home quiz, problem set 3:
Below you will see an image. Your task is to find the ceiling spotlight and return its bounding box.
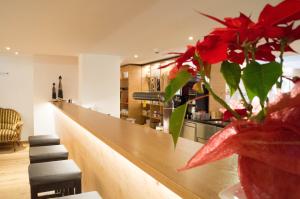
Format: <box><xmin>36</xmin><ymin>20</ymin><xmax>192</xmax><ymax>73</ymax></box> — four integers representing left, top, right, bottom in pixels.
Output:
<box><xmin>134</xmin><ymin>54</ymin><xmax>139</xmax><ymax>58</ymax></box>
<box><xmin>15</xmin><ymin>51</ymin><xmax>19</xmax><ymax>55</ymax></box>
<box><xmin>5</xmin><ymin>46</ymin><xmax>11</xmax><ymax>51</ymax></box>
<box><xmin>188</xmin><ymin>36</ymin><xmax>194</xmax><ymax>41</ymax></box>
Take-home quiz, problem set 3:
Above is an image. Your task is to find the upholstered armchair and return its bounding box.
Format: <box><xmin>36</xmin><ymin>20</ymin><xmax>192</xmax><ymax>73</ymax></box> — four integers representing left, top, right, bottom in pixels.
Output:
<box><xmin>0</xmin><ymin>108</ymin><xmax>23</xmax><ymax>150</ymax></box>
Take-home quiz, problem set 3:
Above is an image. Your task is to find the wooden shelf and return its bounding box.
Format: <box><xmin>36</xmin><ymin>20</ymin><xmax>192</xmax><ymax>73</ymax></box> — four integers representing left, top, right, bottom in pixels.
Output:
<box><xmin>121</xmin><ymin>60</ymin><xmax>174</xmax><ymax>127</ymax></box>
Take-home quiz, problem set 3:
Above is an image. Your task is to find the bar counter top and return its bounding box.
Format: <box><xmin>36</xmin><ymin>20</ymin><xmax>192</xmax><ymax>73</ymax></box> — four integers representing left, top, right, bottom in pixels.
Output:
<box><xmin>53</xmin><ymin>101</ymin><xmax>238</xmax><ymax>199</ymax></box>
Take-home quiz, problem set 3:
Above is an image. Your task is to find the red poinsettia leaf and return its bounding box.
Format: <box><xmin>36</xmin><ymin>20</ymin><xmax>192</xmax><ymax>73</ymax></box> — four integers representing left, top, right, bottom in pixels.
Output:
<box><xmin>168</xmin><ymin>66</ymin><xmax>179</xmax><ymax>80</ymax></box>
<box><xmin>191</xmin><ymin>58</ymin><xmax>201</xmax><ymax>70</ymax></box>
<box><xmin>284</xmin><ymin>45</ymin><xmax>296</xmax><ymax>52</ymax></box>
<box><xmin>228</xmin><ymin>50</ymin><xmax>245</xmax><ymax>65</ymax></box>
<box><xmin>267</xmin><ymin>42</ymin><xmax>296</xmax><ymax>53</ymax></box>
<box><xmin>168</xmin><ymin>65</ymin><xmax>197</xmax><ymax>80</ymax></box>
<box><xmin>197</xmin><ymin>11</ymin><xmax>228</xmax><ymax>26</ymax></box>
<box><xmin>287</xmin><ymin>24</ymin><xmax>300</xmax><ymax>43</ymax></box>
<box><xmin>167</xmin><ymin>52</ymin><xmax>183</xmax><ymax>55</ymax></box>
<box><xmin>224</xmin><ymin>13</ymin><xmax>254</xmax><ymax>28</ymax></box>
<box><xmin>196</xmin><ymin>35</ymin><xmax>228</xmax><ymax>64</ymax></box>
<box><xmin>282</xmin><ymin>11</ymin><xmax>300</xmax><ymax>24</ymax></box>
<box><xmin>258</xmin><ymin>0</ymin><xmax>300</xmax><ymax>26</ymax></box>
<box><xmin>210</xmin><ymin>28</ymin><xmax>237</xmax><ymax>42</ymax></box>
<box><xmin>161</xmin><ymin>46</ymin><xmax>196</xmax><ymax>69</ymax></box>
<box><xmin>262</xmin><ymin>26</ymin><xmax>286</xmax><ymax>39</ymax></box>
<box><xmin>255</xmin><ymin>43</ymin><xmax>276</xmax><ymax>62</ymax></box>
<box><xmin>176</xmin><ymin>45</ymin><xmax>196</xmax><ymax>66</ymax></box>
<box><xmin>159</xmin><ymin>61</ymin><xmax>176</xmax><ymax>69</ymax></box>
<box><xmin>187</xmin><ymin>67</ymin><xmax>198</xmax><ymax>77</ymax></box>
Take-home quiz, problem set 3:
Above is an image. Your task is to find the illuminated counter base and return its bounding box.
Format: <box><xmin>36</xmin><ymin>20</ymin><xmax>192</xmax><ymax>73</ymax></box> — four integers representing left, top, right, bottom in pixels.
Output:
<box><xmin>53</xmin><ymin>102</ymin><xmax>238</xmax><ymax>199</ymax></box>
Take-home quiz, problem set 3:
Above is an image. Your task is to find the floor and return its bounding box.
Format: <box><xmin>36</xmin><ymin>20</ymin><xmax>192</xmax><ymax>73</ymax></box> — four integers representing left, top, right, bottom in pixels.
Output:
<box><xmin>0</xmin><ymin>143</ymin><xmax>30</xmax><ymax>199</ymax></box>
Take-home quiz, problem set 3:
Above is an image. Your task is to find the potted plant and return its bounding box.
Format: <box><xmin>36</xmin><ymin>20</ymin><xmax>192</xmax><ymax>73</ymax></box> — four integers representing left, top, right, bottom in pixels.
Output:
<box><xmin>163</xmin><ymin>0</ymin><xmax>300</xmax><ymax>198</ymax></box>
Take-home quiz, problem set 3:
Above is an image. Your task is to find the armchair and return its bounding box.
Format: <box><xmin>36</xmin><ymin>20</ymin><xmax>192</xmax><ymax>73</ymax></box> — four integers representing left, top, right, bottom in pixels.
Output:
<box><xmin>0</xmin><ymin>108</ymin><xmax>23</xmax><ymax>151</ymax></box>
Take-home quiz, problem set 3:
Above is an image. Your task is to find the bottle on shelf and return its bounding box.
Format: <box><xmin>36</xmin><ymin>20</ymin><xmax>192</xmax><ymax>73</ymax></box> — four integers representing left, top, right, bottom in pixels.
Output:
<box><xmin>58</xmin><ymin>76</ymin><xmax>63</xmax><ymax>99</ymax></box>
<box><xmin>52</xmin><ymin>83</ymin><xmax>56</xmax><ymax>99</ymax></box>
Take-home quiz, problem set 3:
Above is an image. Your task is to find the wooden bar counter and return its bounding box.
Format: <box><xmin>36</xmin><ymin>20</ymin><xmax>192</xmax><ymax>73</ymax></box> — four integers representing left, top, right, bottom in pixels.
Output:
<box><xmin>52</xmin><ymin>101</ymin><xmax>238</xmax><ymax>199</ymax></box>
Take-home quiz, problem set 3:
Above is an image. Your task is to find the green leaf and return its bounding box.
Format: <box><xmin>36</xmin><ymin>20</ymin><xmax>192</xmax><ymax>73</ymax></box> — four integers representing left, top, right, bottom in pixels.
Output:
<box><xmin>164</xmin><ymin>70</ymin><xmax>192</xmax><ymax>102</ymax></box>
<box><xmin>220</xmin><ymin>61</ymin><xmax>241</xmax><ymax>96</ymax></box>
<box><xmin>169</xmin><ymin>103</ymin><xmax>188</xmax><ymax>146</ymax></box>
<box><xmin>242</xmin><ymin>61</ymin><xmax>282</xmax><ymax>102</ymax></box>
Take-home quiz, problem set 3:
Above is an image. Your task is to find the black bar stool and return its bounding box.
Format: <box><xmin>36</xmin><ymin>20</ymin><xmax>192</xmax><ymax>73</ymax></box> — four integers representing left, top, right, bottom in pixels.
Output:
<box><xmin>29</xmin><ymin>135</ymin><xmax>60</xmax><ymax>147</ymax></box>
<box><xmin>28</xmin><ymin>160</ymin><xmax>81</xmax><ymax>199</ymax></box>
<box><xmin>29</xmin><ymin>145</ymin><xmax>68</xmax><ymax>163</ymax></box>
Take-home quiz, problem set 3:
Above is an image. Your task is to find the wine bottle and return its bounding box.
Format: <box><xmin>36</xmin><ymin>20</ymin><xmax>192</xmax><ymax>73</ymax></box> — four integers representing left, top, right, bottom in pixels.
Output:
<box><xmin>52</xmin><ymin>83</ymin><xmax>56</xmax><ymax>99</ymax></box>
<box><xmin>58</xmin><ymin>76</ymin><xmax>63</xmax><ymax>99</ymax></box>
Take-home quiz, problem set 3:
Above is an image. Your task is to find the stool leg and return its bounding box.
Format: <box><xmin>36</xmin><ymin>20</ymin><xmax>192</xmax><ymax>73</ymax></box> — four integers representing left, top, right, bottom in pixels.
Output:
<box><xmin>75</xmin><ymin>180</ymin><xmax>81</xmax><ymax>194</ymax></box>
<box><xmin>30</xmin><ymin>187</ymin><xmax>38</xmax><ymax>199</ymax></box>
<box><xmin>13</xmin><ymin>141</ymin><xmax>16</xmax><ymax>152</ymax></box>
<box><xmin>55</xmin><ymin>188</ymin><xmax>60</xmax><ymax>195</ymax></box>
<box><xmin>68</xmin><ymin>187</ymin><xmax>74</xmax><ymax>195</ymax></box>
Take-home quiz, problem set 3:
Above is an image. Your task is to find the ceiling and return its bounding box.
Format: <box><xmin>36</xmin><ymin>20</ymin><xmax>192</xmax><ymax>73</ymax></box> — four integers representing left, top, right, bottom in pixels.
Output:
<box><xmin>1</xmin><ymin>0</ymin><xmax>298</xmax><ymax>65</ymax></box>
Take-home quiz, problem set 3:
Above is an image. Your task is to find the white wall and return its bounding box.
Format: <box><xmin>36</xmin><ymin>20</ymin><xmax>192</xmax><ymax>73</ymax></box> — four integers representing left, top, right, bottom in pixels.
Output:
<box><xmin>0</xmin><ymin>53</ymin><xmax>120</xmax><ymax>140</ymax></box>
<box><xmin>33</xmin><ymin>55</ymin><xmax>78</xmax><ymax>135</ymax></box>
<box><xmin>0</xmin><ymin>55</ymin><xmax>34</xmax><ymax>140</ymax></box>
<box><xmin>79</xmin><ymin>54</ymin><xmax>120</xmax><ymax>117</ymax></box>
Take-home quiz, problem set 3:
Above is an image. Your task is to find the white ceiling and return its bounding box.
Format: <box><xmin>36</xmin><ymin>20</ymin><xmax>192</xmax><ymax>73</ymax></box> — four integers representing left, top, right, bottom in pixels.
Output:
<box><xmin>1</xmin><ymin>0</ymin><xmax>299</xmax><ymax>65</ymax></box>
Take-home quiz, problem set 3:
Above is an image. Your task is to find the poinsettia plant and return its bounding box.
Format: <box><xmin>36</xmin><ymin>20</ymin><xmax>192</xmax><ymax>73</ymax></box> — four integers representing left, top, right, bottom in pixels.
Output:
<box><xmin>163</xmin><ymin>0</ymin><xmax>300</xmax><ymax>198</ymax></box>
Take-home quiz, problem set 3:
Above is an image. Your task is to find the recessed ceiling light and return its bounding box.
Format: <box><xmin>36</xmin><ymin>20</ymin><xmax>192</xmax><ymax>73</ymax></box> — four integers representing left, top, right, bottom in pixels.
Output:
<box><xmin>15</xmin><ymin>51</ymin><xmax>19</xmax><ymax>55</ymax></box>
<box><xmin>5</xmin><ymin>46</ymin><xmax>11</xmax><ymax>51</ymax></box>
<box><xmin>188</xmin><ymin>36</ymin><xmax>194</xmax><ymax>41</ymax></box>
<box><xmin>134</xmin><ymin>54</ymin><xmax>139</xmax><ymax>58</ymax></box>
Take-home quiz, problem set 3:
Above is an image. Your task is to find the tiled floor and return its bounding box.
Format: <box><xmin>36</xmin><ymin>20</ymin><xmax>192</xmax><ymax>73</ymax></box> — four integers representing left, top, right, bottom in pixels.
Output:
<box><xmin>0</xmin><ymin>143</ymin><xmax>30</xmax><ymax>199</ymax></box>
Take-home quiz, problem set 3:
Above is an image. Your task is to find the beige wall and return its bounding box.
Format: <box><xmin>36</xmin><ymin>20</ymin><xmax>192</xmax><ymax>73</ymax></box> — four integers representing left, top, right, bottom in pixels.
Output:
<box><xmin>33</xmin><ymin>55</ymin><xmax>79</xmax><ymax>135</ymax></box>
<box><xmin>0</xmin><ymin>55</ymin><xmax>34</xmax><ymax>140</ymax></box>
<box><xmin>209</xmin><ymin>63</ymin><xmax>226</xmax><ymax>114</ymax></box>
<box><xmin>79</xmin><ymin>54</ymin><xmax>120</xmax><ymax>118</ymax></box>
<box><xmin>0</xmin><ymin>54</ymin><xmax>79</xmax><ymax>140</ymax></box>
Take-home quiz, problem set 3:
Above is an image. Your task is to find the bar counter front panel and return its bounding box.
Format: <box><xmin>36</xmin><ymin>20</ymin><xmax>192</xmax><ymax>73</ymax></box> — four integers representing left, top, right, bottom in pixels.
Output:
<box><xmin>52</xmin><ymin>102</ymin><xmax>238</xmax><ymax>199</ymax></box>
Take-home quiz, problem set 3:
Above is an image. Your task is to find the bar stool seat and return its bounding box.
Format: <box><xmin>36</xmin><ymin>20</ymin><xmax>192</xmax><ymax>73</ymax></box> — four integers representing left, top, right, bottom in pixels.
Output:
<box><xmin>29</xmin><ymin>135</ymin><xmax>60</xmax><ymax>147</ymax></box>
<box><xmin>29</xmin><ymin>160</ymin><xmax>81</xmax><ymax>199</ymax></box>
<box><xmin>52</xmin><ymin>191</ymin><xmax>102</xmax><ymax>199</ymax></box>
<box><xmin>29</xmin><ymin>145</ymin><xmax>68</xmax><ymax>163</ymax></box>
